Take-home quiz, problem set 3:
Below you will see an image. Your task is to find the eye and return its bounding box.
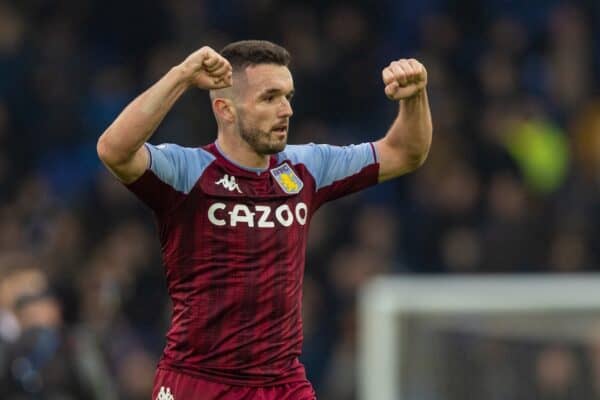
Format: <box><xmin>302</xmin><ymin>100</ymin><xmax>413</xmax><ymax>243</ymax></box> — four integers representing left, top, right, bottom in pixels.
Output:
<box><xmin>265</xmin><ymin>95</ymin><xmax>275</xmax><ymax>103</ymax></box>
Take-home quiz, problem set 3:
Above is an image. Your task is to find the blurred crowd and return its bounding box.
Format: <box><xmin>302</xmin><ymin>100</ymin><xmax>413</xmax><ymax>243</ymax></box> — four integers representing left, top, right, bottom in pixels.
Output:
<box><xmin>1</xmin><ymin>0</ymin><xmax>600</xmax><ymax>399</ymax></box>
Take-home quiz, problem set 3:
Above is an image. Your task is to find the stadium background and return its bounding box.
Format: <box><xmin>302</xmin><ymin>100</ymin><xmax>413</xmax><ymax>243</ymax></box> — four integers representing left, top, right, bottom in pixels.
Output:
<box><xmin>1</xmin><ymin>0</ymin><xmax>600</xmax><ymax>398</ymax></box>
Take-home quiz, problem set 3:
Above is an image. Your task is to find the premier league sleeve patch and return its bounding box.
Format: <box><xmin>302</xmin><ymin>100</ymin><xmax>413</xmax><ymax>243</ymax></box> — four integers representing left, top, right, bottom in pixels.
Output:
<box><xmin>270</xmin><ymin>163</ymin><xmax>304</xmax><ymax>194</ymax></box>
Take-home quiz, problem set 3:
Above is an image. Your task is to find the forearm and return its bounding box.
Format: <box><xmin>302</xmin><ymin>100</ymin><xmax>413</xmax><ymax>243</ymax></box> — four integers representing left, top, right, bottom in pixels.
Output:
<box><xmin>375</xmin><ymin>90</ymin><xmax>433</xmax><ymax>181</ymax></box>
<box><xmin>97</xmin><ymin>66</ymin><xmax>190</xmax><ymax>165</ymax></box>
<box><xmin>385</xmin><ymin>90</ymin><xmax>432</xmax><ymax>166</ymax></box>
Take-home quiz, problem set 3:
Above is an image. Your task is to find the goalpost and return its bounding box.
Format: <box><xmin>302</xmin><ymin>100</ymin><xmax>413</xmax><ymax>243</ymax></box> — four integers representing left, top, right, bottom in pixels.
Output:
<box><xmin>359</xmin><ymin>275</ymin><xmax>600</xmax><ymax>400</ymax></box>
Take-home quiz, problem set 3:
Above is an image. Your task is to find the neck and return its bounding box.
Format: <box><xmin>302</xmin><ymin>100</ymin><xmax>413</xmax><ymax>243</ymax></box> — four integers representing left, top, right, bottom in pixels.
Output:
<box><xmin>216</xmin><ymin>130</ymin><xmax>270</xmax><ymax>170</ymax></box>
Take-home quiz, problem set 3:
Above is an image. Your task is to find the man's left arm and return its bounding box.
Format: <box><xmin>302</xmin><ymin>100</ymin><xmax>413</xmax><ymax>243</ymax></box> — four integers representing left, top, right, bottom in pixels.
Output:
<box><xmin>374</xmin><ymin>59</ymin><xmax>433</xmax><ymax>182</ymax></box>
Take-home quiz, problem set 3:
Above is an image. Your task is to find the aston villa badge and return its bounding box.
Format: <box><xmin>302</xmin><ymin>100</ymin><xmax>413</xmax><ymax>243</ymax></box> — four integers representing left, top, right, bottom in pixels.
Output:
<box><xmin>270</xmin><ymin>164</ymin><xmax>304</xmax><ymax>194</ymax></box>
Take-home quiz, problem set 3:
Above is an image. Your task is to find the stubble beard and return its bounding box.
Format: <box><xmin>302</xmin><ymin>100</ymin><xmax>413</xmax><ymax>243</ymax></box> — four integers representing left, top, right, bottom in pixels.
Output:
<box><xmin>238</xmin><ymin>119</ymin><xmax>287</xmax><ymax>155</ymax></box>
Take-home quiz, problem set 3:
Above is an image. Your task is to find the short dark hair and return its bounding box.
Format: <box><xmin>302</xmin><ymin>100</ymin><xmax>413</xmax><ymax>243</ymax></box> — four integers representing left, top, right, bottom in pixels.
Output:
<box><xmin>220</xmin><ymin>40</ymin><xmax>291</xmax><ymax>72</ymax></box>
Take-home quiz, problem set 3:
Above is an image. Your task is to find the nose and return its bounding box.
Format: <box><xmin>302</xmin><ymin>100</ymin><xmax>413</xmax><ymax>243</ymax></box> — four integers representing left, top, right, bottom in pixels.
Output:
<box><xmin>279</xmin><ymin>98</ymin><xmax>293</xmax><ymax>118</ymax></box>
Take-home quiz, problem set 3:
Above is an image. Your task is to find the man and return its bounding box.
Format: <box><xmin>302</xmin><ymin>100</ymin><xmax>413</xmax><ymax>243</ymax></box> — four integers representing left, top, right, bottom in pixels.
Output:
<box><xmin>97</xmin><ymin>40</ymin><xmax>432</xmax><ymax>399</ymax></box>
<box><xmin>0</xmin><ymin>258</ymin><xmax>97</xmax><ymax>398</ymax></box>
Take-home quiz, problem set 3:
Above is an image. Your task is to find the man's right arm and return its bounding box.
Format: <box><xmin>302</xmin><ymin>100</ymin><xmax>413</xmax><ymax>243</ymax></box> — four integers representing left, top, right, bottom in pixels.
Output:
<box><xmin>96</xmin><ymin>46</ymin><xmax>232</xmax><ymax>183</ymax></box>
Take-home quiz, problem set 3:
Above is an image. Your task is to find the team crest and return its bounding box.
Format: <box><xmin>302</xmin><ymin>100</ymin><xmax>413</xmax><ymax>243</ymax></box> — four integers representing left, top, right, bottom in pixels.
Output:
<box><xmin>270</xmin><ymin>164</ymin><xmax>303</xmax><ymax>194</ymax></box>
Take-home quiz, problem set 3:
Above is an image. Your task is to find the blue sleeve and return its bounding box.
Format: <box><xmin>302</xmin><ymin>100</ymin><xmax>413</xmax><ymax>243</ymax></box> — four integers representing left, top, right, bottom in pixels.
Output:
<box><xmin>280</xmin><ymin>142</ymin><xmax>378</xmax><ymax>190</ymax></box>
<box><xmin>145</xmin><ymin>143</ymin><xmax>215</xmax><ymax>194</ymax></box>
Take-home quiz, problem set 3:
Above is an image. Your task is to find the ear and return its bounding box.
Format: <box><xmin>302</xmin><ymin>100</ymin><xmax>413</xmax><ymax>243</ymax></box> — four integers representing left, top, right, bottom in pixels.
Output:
<box><xmin>213</xmin><ymin>98</ymin><xmax>236</xmax><ymax>123</ymax></box>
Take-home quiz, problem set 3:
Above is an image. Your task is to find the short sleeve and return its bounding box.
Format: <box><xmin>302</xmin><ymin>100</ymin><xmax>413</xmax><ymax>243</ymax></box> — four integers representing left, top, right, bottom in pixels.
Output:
<box><xmin>279</xmin><ymin>142</ymin><xmax>380</xmax><ymax>208</ymax></box>
<box><xmin>125</xmin><ymin>143</ymin><xmax>215</xmax><ymax>215</ymax></box>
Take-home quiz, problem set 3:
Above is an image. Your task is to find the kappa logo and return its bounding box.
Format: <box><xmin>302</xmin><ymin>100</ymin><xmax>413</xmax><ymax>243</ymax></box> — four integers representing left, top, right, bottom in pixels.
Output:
<box><xmin>216</xmin><ymin>174</ymin><xmax>242</xmax><ymax>193</ymax></box>
<box><xmin>270</xmin><ymin>164</ymin><xmax>303</xmax><ymax>194</ymax></box>
<box><xmin>157</xmin><ymin>386</ymin><xmax>174</xmax><ymax>400</ymax></box>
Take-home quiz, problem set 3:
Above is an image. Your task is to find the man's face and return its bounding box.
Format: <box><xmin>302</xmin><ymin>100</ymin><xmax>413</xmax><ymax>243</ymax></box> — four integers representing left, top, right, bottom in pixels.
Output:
<box><xmin>234</xmin><ymin>64</ymin><xmax>294</xmax><ymax>155</ymax></box>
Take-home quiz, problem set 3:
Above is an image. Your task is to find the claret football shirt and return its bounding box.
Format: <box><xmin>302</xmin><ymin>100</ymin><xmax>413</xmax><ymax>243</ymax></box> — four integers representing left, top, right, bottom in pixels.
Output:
<box><xmin>126</xmin><ymin>141</ymin><xmax>379</xmax><ymax>386</ymax></box>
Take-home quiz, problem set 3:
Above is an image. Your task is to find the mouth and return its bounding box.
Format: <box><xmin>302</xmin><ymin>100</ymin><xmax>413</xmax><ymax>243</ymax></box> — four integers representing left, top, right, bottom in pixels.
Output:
<box><xmin>271</xmin><ymin>124</ymin><xmax>288</xmax><ymax>136</ymax></box>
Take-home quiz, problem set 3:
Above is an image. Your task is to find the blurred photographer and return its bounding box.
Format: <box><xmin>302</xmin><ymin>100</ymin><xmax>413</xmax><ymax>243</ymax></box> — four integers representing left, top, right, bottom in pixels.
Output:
<box><xmin>0</xmin><ymin>255</ymin><xmax>95</xmax><ymax>399</ymax></box>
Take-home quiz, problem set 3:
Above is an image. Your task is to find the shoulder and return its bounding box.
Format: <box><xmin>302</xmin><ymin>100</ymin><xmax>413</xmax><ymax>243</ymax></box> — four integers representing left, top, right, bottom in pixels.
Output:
<box><xmin>278</xmin><ymin>143</ymin><xmax>377</xmax><ymax>163</ymax></box>
<box><xmin>277</xmin><ymin>142</ymin><xmax>378</xmax><ymax>190</ymax></box>
<box><xmin>277</xmin><ymin>143</ymin><xmax>321</xmax><ymax>165</ymax></box>
<box><xmin>148</xmin><ymin>143</ymin><xmax>215</xmax><ymax>164</ymax></box>
<box><xmin>146</xmin><ymin>143</ymin><xmax>216</xmax><ymax>194</ymax></box>
<box><xmin>277</xmin><ymin>142</ymin><xmax>377</xmax><ymax>170</ymax></box>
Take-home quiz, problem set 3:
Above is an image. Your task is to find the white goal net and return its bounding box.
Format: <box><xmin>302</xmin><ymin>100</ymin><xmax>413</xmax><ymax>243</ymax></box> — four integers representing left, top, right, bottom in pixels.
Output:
<box><xmin>359</xmin><ymin>275</ymin><xmax>600</xmax><ymax>400</ymax></box>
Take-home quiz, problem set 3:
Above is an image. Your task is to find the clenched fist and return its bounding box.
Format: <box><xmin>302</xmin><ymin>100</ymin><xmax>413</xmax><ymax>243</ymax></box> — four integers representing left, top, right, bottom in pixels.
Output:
<box><xmin>179</xmin><ymin>46</ymin><xmax>233</xmax><ymax>90</ymax></box>
<box><xmin>382</xmin><ymin>59</ymin><xmax>427</xmax><ymax>100</ymax></box>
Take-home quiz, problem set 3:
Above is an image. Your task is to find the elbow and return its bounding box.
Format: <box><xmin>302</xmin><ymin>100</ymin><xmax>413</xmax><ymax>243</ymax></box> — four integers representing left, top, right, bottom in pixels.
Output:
<box><xmin>96</xmin><ymin>133</ymin><xmax>129</xmax><ymax>167</ymax></box>
<box><xmin>96</xmin><ymin>135</ymin><xmax>107</xmax><ymax>160</ymax></box>
<box><xmin>403</xmin><ymin>142</ymin><xmax>431</xmax><ymax>173</ymax></box>
<box><xmin>403</xmin><ymin>152</ymin><xmax>427</xmax><ymax>173</ymax></box>
<box><xmin>96</xmin><ymin>134</ymin><xmax>113</xmax><ymax>164</ymax></box>
<box><xmin>413</xmin><ymin>147</ymin><xmax>430</xmax><ymax>169</ymax></box>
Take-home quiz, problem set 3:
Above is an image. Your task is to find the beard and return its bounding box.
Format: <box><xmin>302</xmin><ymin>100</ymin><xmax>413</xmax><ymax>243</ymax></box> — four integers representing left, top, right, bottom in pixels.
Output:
<box><xmin>237</xmin><ymin>118</ymin><xmax>287</xmax><ymax>155</ymax></box>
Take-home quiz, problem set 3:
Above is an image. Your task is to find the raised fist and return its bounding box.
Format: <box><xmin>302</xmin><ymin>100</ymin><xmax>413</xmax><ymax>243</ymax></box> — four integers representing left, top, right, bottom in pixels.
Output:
<box><xmin>179</xmin><ymin>46</ymin><xmax>233</xmax><ymax>90</ymax></box>
<box><xmin>382</xmin><ymin>59</ymin><xmax>427</xmax><ymax>100</ymax></box>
